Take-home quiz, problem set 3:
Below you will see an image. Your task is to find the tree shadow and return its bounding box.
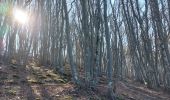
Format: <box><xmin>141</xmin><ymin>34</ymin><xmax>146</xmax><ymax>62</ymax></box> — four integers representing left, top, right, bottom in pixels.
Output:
<box><xmin>0</xmin><ymin>65</ymin><xmax>8</xmax><ymax>97</ymax></box>
<box><xmin>18</xmin><ymin>65</ymin><xmax>37</xmax><ymax>100</ymax></box>
<box><xmin>28</xmin><ymin>65</ymin><xmax>54</xmax><ymax>100</ymax></box>
<box><xmin>0</xmin><ymin>63</ymin><xmax>65</xmax><ymax>100</ymax></box>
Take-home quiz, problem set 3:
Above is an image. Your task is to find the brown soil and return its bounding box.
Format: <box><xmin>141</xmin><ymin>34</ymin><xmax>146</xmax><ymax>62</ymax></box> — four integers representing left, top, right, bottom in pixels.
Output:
<box><xmin>0</xmin><ymin>63</ymin><xmax>170</xmax><ymax>100</ymax></box>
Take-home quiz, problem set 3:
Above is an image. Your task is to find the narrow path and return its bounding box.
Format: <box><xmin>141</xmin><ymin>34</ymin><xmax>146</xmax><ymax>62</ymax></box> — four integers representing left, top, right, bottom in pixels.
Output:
<box><xmin>115</xmin><ymin>80</ymin><xmax>170</xmax><ymax>100</ymax></box>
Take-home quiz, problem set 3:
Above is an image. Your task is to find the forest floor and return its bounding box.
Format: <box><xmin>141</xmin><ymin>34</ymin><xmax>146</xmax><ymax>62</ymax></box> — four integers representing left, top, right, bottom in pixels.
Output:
<box><xmin>0</xmin><ymin>62</ymin><xmax>170</xmax><ymax>100</ymax></box>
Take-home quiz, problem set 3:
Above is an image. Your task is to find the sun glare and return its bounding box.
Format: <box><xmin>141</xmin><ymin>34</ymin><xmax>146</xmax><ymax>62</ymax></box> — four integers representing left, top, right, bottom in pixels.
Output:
<box><xmin>13</xmin><ymin>8</ymin><xmax>28</xmax><ymax>24</ymax></box>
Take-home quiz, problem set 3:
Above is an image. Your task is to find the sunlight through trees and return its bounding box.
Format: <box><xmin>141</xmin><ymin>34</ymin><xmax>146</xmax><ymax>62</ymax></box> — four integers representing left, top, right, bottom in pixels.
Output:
<box><xmin>0</xmin><ymin>0</ymin><xmax>170</xmax><ymax>99</ymax></box>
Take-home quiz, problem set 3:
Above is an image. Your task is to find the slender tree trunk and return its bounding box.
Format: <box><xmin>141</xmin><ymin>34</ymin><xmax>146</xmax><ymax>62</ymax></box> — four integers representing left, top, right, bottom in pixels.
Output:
<box><xmin>62</xmin><ymin>0</ymin><xmax>79</xmax><ymax>83</ymax></box>
<box><xmin>103</xmin><ymin>0</ymin><xmax>116</xmax><ymax>99</ymax></box>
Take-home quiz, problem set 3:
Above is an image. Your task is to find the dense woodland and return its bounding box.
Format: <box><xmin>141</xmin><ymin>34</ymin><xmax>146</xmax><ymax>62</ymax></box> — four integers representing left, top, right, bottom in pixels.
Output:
<box><xmin>0</xmin><ymin>0</ymin><xmax>170</xmax><ymax>99</ymax></box>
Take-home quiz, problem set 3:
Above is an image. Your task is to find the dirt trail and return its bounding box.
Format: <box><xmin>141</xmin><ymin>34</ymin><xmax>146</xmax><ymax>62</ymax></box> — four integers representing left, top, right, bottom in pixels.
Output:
<box><xmin>115</xmin><ymin>80</ymin><xmax>170</xmax><ymax>100</ymax></box>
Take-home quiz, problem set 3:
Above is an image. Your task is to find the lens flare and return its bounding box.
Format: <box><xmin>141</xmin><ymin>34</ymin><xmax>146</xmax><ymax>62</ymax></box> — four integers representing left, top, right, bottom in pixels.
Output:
<box><xmin>13</xmin><ymin>8</ymin><xmax>28</xmax><ymax>24</ymax></box>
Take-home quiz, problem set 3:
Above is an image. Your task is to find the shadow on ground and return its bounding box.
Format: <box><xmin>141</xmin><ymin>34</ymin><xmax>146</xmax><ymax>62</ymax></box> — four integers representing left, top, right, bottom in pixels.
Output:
<box><xmin>0</xmin><ymin>62</ymin><xmax>170</xmax><ymax>100</ymax></box>
<box><xmin>0</xmin><ymin>63</ymin><xmax>78</xmax><ymax>100</ymax></box>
